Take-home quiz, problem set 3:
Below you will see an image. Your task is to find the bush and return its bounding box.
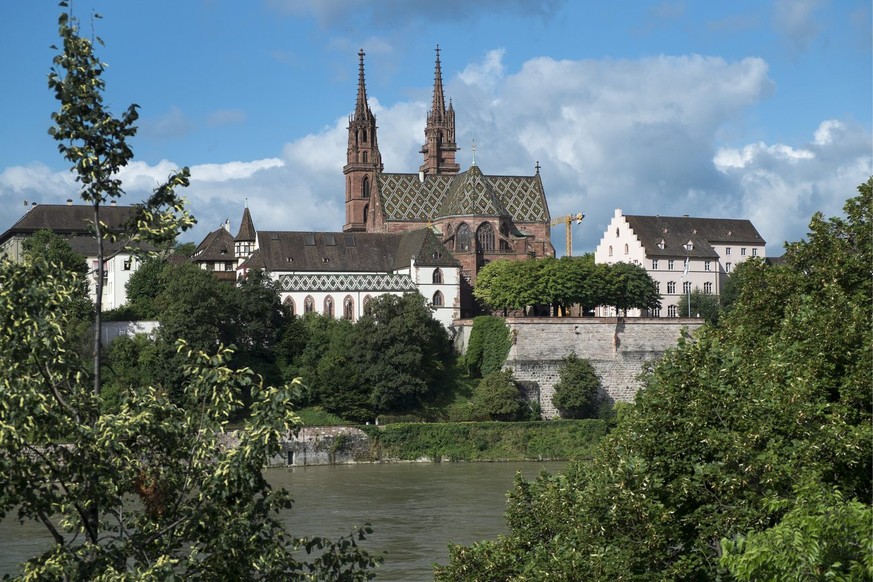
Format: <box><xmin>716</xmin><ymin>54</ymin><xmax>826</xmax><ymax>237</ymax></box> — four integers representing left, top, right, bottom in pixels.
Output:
<box><xmin>464</xmin><ymin>316</ymin><xmax>511</xmax><ymax>377</ymax></box>
<box><xmin>552</xmin><ymin>354</ymin><xmax>601</xmax><ymax>419</ymax></box>
<box><xmin>471</xmin><ymin>370</ymin><xmax>527</xmax><ymax>421</ymax></box>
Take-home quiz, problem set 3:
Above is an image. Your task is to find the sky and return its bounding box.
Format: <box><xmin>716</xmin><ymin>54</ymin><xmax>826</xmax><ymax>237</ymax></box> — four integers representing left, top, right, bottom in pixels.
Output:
<box><xmin>1</xmin><ymin>0</ymin><xmax>870</xmax><ymax>256</ymax></box>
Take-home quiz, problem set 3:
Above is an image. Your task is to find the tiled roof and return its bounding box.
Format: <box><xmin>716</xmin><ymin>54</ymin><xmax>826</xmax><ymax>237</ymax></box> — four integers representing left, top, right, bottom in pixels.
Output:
<box><xmin>624</xmin><ymin>215</ymin><xmax>765</xmax><ymax>258</ymax></box>
<box><xmin>377</xmin><ymin>167</ymin><xmax>550</xmax><ymax>223</ymax></box>
<box><xmin>193</xmin><ymin>227</ymin><xmax>236</xmax><ymax>262</ymax></box>
<box><xmin>239</xmin><ymin>229</ymin><xmax>457</xmax><ymax>273</ymax></box>
<box><xmin>235</xmin><ymin>207</ymin><xmax>256</xmax><ymax>242</ymax></box>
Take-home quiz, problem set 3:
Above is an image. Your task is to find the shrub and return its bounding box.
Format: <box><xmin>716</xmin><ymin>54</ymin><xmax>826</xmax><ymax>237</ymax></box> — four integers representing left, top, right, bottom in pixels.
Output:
<box><xmin>552</xmin><ymin>354</ymin><xmax>601</xmax><ymax>419</ymax></box>
<box><xmin>471</xmin><ymin>370</ymin><xmax>527</xmax><ymax>421</ymax></box>
<box><xmin>464</xmin><ymin>316</ymin><xmax>511</xmax><ymax>377</ymax></box>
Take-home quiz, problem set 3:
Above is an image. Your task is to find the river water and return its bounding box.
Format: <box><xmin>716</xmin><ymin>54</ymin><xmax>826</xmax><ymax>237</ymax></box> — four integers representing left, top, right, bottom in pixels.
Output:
<box><xmin>0</xmin><ymin>461</ymin><xmax>565</xmax><ymax>580</ymax></box>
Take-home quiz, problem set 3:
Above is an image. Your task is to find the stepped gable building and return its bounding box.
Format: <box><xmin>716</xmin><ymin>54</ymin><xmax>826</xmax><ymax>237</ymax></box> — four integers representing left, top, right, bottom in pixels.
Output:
<box><xmin>595</xmin><ymin>209</ymin><xmax>765</xmax><ymax>317</ymax></box>
<box><xmin>0</xmin><ymin>201</ymin><xmax>152</xmax><ymax>310</ymax></box>
<box><xmin>343</xmin><ymin>47</ymin><xmax>554</xmax><ymax>313</ymax></box>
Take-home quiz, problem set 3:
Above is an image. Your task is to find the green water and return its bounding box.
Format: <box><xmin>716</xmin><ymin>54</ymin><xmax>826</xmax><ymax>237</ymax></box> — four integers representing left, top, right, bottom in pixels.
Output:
<box><xmin>0</xmin><ymin>461</ymin><xmax>565</xmax><ymax>581</ymax></box>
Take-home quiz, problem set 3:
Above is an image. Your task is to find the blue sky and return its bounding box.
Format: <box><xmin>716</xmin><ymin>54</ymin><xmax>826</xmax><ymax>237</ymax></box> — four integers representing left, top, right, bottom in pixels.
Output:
<box><xmin>1</xmin><ymin>0</ymin><xmax>870</xmax><ymax>255</ymax></box>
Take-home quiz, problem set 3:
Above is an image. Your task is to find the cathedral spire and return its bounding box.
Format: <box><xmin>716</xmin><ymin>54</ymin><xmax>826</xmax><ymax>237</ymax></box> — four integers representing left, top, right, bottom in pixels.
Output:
<box><xmin>344</xmin><ymin>49</ymin><xmax>382</xmax><ymax>233</ymax></box>
<box><xmin>420</xmin><ymin>45</ymin><xmax>460</xmax><ymax>176</ymax></box>
<box><xmin>354</xmin><ymin>48</ymin><xmax>370</xmax><ymax>122</ymax></box>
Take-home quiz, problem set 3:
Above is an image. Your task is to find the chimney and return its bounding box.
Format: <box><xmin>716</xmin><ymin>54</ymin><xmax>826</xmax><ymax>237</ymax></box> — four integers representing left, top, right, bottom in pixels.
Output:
<box><xmin>66</xmin><ymin>199</ymin><xmax>73</xmax><ymax>206</ymax></box>
<box><xmin>110</xmin><ymin>200</ymin><xmax>117</xmax><ymax>207</ymax></box>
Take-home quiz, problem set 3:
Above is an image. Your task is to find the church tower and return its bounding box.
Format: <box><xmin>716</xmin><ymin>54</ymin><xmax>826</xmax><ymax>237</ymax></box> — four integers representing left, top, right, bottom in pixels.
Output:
<box><xmin>343</xmin><ymin>49</ymin><xmax>383</xmax><ymax>233</ymax></box>
<box><xmin>420</xmin><ymin>46</ymin><xmax>460</xmax><ymax>176</ymax></box>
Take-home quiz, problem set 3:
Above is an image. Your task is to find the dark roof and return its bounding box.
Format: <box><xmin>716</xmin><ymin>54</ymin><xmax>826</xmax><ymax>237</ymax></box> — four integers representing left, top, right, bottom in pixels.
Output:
<box><xmin>235</xmin><ymin>207</ymin><xmax>256</xmax><ymax>242</ymax></box>
<box><xmin>376</xmin><ymin>165</ymin><xmax>550</xmax><ymax>223</ymax></box>
<box><xmin>624</xmin><ymin>214</ymin><xmax>765</xmax><ymax>258</ymax></box>
<box><xmin>192</xmin><ymin>227</ymin><xmax>236</xmax><ymax>262</ymax></box>
<box><xmin>239</xmin><ymin>228</ymin><xmax>457</xmax><ymax>273</ymax></box>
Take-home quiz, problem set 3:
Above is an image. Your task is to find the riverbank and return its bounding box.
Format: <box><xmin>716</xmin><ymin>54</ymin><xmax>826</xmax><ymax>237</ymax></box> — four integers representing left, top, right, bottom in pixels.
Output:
<box><xmin>273</xmin><ymin>419</ymin><xmax>608</xmax><ymax>466</ymax></box>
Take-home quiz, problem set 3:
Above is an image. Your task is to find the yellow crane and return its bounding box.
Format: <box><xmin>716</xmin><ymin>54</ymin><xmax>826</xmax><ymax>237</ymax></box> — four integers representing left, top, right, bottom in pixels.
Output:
<box><xmin>550</xmin><ymin>212</ymin><xmax>585</xmax><ymax>256</ymax></box>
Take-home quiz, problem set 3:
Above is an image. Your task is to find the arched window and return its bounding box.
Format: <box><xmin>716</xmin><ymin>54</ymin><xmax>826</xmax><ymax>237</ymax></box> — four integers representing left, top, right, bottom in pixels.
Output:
<box><xmin>362</xmin><ymin>129</ymin><xmax>368</xmax><ymax>143</ymax></box>
<box><xmin>624</xmin><ymin>243</ymin><xmax>629</xmax><ymax>255</ymax></box>
<box><xmin>432</xmin><ymin>291</ymin><xmax>444</xmax><ymax>307</ymax></box>
<box><xmin>362</xmin><ymin>151</ymin><xmax>368</xmax><ymax>163</ymax></box>
<box><xmin>304</xmin><ymin>295</ymin><xmax>314</xmax><ymax>314</ymax></box>
<box><xmin>608</xmin><ymin>245</ymin><xmax>613</xmax><ymax>257</ymax></box>
<box><xmin>432</xmin><ymin>268</ymin><xmax>443</xmax><ymax>284</ymax></box>
<box><xmin>362</xmin><ymin>176</ymin><xmax>370</xmax><ymax>198</ymax></box>
<box><xmin>477</xmin><ymin>222</ymin><xmax>495</xmax><ymax>252</ymax></box>
<box><xmin>456</xmin><ymin>223</ymin><xmax>471</xmax><ymax>252</ymax></box>
<box><xmin>283</xmin><ymin>295</ymin><xmax>295</xmax><ymax>317</ymax></box>
<box><xmin>615</xmin><ymin>227</ymin><xmax>620</xmax><ymax>237</ymax></box>
<box><xmin>324</xmin><ymin>296</ymin><xmax>334</xmax><ymax>318</ymax></box>
<box><xmin>363</xmin><ymin>204</ymin><xmax>369</xmax><ymax>225</ymax></box>
<box><xmin>362</xmin><ymin>295</ymin><xmax>372</xmax><ymax>315</ymax></box>
<box><xmin>343</xmin><ymin>296</ymin><xmax>354</xmax><ymax>320</ymax></box>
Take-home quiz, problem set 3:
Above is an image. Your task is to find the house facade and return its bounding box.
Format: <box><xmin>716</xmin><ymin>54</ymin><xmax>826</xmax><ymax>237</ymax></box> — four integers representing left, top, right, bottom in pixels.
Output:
<box><xmin>595</xmin><ymin>209</ymin><xmax>766</xmax><ymax>317</ymax></box>
<box><xmin>0</xmin><ymin>201</ymin><xmax>147</xmax><ymax>311</ymax></box>
<box><xmin>343</xmin><ymin>48</ymin><xmax>553</xmax><ymax>315</ymax></box>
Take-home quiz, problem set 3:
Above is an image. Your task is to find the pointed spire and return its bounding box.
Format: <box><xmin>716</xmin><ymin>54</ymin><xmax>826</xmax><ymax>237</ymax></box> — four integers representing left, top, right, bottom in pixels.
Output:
<box><xmin>430</xmin><ymin>45</ymin><xmax>447</xmax><ymax>121</ymax></box>
<box><xmin>354</xmin><ymin>48</ymin><xmax>370</xmax><ymax>121</ymax></box>
<box><xmin>235</xmin><ymin>205</ymin><xmax>256</xmax><ymax>242</ymax></box>
<box><xmin>420</xmin><ymin>45</ymin><xmax>459</xmax><ymax>175</ymax></box>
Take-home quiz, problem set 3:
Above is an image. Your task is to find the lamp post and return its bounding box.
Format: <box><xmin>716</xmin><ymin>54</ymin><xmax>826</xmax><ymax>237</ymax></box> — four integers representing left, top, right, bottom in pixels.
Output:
<box><xmin>682</xmin><ymin>243</ymin><xmax>692</xmax><ymax>317</ymax></box>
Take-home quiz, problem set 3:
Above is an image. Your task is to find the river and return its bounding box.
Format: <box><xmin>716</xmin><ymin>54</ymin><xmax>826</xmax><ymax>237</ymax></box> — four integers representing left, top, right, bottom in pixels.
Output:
<box><xmin>0</xmin><ymin>461</ymin><xmax>565</xmax><ymax>580</ymax></box>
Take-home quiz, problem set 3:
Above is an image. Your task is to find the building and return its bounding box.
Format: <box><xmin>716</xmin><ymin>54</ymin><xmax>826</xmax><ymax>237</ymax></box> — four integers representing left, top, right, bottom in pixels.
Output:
<box><xmin>595</xmin><ymin>209</ymin><xmax>766</xmax><ymax>317</ymax></box>
<box><xmin>0</xmin><ymin>201</ymin><xmax>149</xmax><ymax>310</ymax></box>
<box><xmin>343</xmin><ymin>47</ymin><xmax>553</xmax><ymax>314</ymax></box>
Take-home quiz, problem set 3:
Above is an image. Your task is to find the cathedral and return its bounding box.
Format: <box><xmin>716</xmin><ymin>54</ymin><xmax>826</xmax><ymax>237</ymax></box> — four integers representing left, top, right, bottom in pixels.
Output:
<box><xmin>343</xmin><ymin>47</ymin><xmax>554</xmax><ymax>313</ymax></box>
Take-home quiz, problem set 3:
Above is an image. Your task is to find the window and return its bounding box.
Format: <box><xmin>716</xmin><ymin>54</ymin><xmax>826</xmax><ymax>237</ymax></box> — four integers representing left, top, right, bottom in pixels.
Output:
<box><xmin>667</xmin><ymin>281</ymin><xmax>676</xmax><ymax>294</ymax></box>
<box><xmin>432</xmin><ymin>268</ymin><xmax>443</xmax><ymax>284</ymax></box>
<box><xmin>500</xmin><ymin>222</ymin><xmax>511</xmax><ymax>252</ymax></box>
<box><xmin>123</xmin><ymin>258</ymin><xmax>132</xmax><ymax>271</ymax></box>
<box><xmin>655</xmin><ymin>281</ymin><xmax>661</xmax><ymax>293</ymax></box>
<box><xmin>362</xmin><ymin>129</ymin><xmax>368</xmax><ymax>143</ymax></box>
<box><xmin>615</xmin><ymin>227</ymin><xmax>620</xmax><ymax>237</ymax></box>
<box><xmin>363</xmin><ymin>204</ymin><xmax>369</xmax><ymax>224</ymax></box>
<box><xmin>362</xmin><ymin>176</ymin><xmax>370</xmax><ymax>198</ymax></box>
<box><xmin>741</xmin><ymin>247</ymin><xmax>747</xmax><ymax>256</ymax></box>
<box><xmin>456</xmin><ymin>223</ymin><xmax>471</xmax><ymax>251</ymax></box>
<box><xmin>624</xmin><ymin>243</ymin><xmax>629</xmax><ymax>255</ymax></box>
<box><xmin>683</xmin><ymin>281</ymin><xmax>691</xmax><ymax>294</ymax></box>
<box><xmin>477</xmin><ymin>222</ymin><xmax>495</xmax><ymax>252</ymax></box>
<box><xmin>651</xmin><ymin>308</ymin><xmax>661</xmax><ymax>318</ymax></box>
<box><xmin>703</xmin><ymin>282</ymin><xmax>712</xmax><ymax>294</ymax></box>
<box><xmin>343</xmin><ymin>296</ymin><xmax>354</xmax><ymax>320</ymax></box>
<box><xmin>608</xmin><ymin>245</ymin><xmax>613</xmax><ymax>257</ymax></box>
<box><xmin>725</xmin><ymin>247</ymin><xmax>731</xmax><ymax>256</ymax></box>
<box><xmin>752</xmin><ymin>248</ymin><xmax>758</xmax><ymax>256</ymax></box>
<box><xmin>304</xmin><ymin>296</ymin><xmax>314</xmax><ymax>313</ymax></box>
<box><xmin>432</xmin><ymin>291</ymin><xmax>444</xmax><ymax>307</ymax></box>
<box><xmin>225</xmin><ymin>262</ymin><xmax>234</xmax><ymax>271</ymax></box>
<box><xmin>652</xmin><ymin>259</ymin><xmax>659</xmax><ymax>270</ymax></box>
<box><xmin>726</xmin><ymin>262</ymin><xmax>732</xmax><ymax>273</ymax></box>
<box><xmin>704</xmin><ymin>260</ymin><xmax>711</xmax><ymax>271</ymax></box>
<box><xmin>283</xmin><ymin>296</ymin><xmax>295</xmax><ymax>316</ymax></box>
<box><xmin>324</xmin><ymin>296</ymin><xmax>334</xmax><ymax>318</ymax></box>
<box><xmin>668</xmin><ymin>260</ymin><xmax>675</xmax><ymax>270</ymax></box>
<box><xmin>362</xmin><ymin>151</ymin><xmax>368</xmax><ymax>163</ymax></box>
<box><xmin>668</xmin><ymin>305</ymin><xmax>678</xmax><ymax>317</ymax></box>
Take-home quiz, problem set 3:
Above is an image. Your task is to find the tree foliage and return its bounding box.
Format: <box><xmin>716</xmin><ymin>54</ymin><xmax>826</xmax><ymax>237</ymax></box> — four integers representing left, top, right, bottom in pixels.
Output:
<box><xmin>551</xmin><ymin>354</ymin><xmax>601</xmax><ymax>419</ymax></box>
<box><xmin>470</xmin><ymin>370</ymin><xmax>528</xmax><ymax>421</ymax></box>
<box><xmin>464</xmin><ymin>315</ymin><xmax>512</xmax><ymax>378</ymax></box>
<box><xmin>676</xmin><ymin>287</ymin><xmax>722</xmax><ymax>325</ymax></box>
<box><xmin>437</xmin><ymin>179</ymin><xmax>873</xmax><ymax>580</ymax></box>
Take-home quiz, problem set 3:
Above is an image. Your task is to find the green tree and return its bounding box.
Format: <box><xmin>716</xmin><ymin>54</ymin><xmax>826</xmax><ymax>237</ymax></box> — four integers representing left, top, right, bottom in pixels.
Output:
<box><xmin>123</xmin><ymin>254</ymin><xmax>168</xmax><ymax>318</ymax></box>
<box><xmin>551</xmin><ymin>354</ymin><xmax>601</xmax><ymax>419</ymax></box>
<box><xmin>676</xmin><ymin>287</ymin><xmax>721</xmax><ymax>325</ymax></box>
<box><xmin>22</xmin><ymin>229</ymin><xmax>89</xmax><ymax>279</ymax></box>
<box><xmin>470</xmin><ymin>370</ymin><xmax>527</xmax><ymax>421</ymax></box>
<box><xmin>0</xmin><ymin>7</ymin><xmax>377</xmax><ymax>578</ymax></box>
<box><xmin>602</xmin><ymin>260</ymin><xmax>661</xmax><ymax>314</ymax></box>
<box><xmin>437</xmin><ymin>181</ymin><xmax>872</xmax><ymax>580</ymax></box>
<box><xmin>463</xmin><ymin>315</ymin><xmax>511</xmax><ymax>378</ymax></box>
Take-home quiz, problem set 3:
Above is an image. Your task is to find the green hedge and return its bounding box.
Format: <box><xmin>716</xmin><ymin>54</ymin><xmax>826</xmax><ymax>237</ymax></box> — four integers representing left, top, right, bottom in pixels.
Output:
<box><xmin>464</xmin><ymin>316</ymin><xmax>512</xmax><ymax>377</ymax></box>
<box><xmin>361</xmin><ymin>419</ymin><xmax>607</xmax><ymax>462</ymax></box>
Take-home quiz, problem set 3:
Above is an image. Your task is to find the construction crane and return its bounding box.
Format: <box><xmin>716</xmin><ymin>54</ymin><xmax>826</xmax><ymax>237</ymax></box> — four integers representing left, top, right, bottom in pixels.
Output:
<box><xmin>550</xmin><ymin>212</ymin><xmax>585</xmax><ymax>256</ymax></box>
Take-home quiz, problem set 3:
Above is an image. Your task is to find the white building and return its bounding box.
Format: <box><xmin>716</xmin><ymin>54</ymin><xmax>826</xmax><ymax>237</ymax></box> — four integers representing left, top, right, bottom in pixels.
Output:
<box><xmin>595</xmin><ymin>209</ymin><xmax>766</xmax><ymax>317</ymax></box>
<box><xmin>0</xmin><ymin>201</ymin><xmax>148</xmax><ymax>311</ymax></box>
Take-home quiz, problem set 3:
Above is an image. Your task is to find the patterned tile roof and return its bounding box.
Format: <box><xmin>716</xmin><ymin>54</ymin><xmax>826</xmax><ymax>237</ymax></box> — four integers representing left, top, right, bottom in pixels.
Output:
<box><xmin>624</xmin><ymin>215</ymin><xmax>766</xmax><ymax>258</ymax></box>
<box><xmin>377</xmin><ymin>167</ymin><xmax>550</xmax><ymax>223</ymax></box>
<box><xmin>440</xmin><ymin>164</ymin><xmax>510</xmax><ymax>218</ymax></box>
<box><xmin>279</xmin><ymin>273</ymin><xmax>416</xmax><ymax>293</ymax></box>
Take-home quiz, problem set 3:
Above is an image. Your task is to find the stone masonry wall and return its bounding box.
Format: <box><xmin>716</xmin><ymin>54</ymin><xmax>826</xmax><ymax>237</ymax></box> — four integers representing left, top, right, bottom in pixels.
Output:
<box><xmin>454</xmin><ymin>317</ymin><xmax>702</xmax><ymax>419</ymax></box>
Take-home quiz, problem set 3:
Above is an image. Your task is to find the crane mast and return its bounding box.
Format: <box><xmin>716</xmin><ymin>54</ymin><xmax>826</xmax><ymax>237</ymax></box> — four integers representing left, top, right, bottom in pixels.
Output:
<box><xmin>550</xmin><ymin>212</ymin><xmax>585</xmax><ymax>256</ymax></box>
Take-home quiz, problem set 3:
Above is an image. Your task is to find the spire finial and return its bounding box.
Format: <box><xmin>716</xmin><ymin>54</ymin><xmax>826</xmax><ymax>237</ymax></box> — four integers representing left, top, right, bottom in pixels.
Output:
<box><xmin>430</xmin><ymin>44</ymin><xmax>446</xmax><ymax>119</ymax></box>
<box><xmin>354</xmin><ymin>48</ymin><xmax>369</xmax><ymax>120</ymax></box>
<box><xmin>244</xmin><ymin>197</ymin><xmax>248</xmax><ymax>208</ymax></box>
<box><xmin>471</xmin><ymin>139</ymin><xmax>477</xmax><ymax>166</ymax></box>
<box><xmin>535</xmin><ymin>161</ymin><xmax>540</xmax><ymax>174</ymax></box>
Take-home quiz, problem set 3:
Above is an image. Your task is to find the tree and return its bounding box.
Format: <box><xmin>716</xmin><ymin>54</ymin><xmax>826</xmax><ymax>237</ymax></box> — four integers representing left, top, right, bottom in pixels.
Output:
<box><xmin>437</xmin><ymin>180</ymin><xmax>872</xmax><ymax>580</ymax></box>
<box><xmin>551</xmin><ymin>354</ymin><xmax>601</xmax><ymax>419</ymax></box>
<box><xmin>602</xmin><ymin>261</ymin><xmax>661</xmax><ymax>314</ymax></box>
<box><xmin>124</xmin><ymin>254</ymin><xmax>168</xmax><ymax>318</ymax></box>
<box><xmin>676</xmin><ymin>287</ymin><xmax>721</xmax><ymax>325</ymax></box>
<box><xmin>463</xmin><ymin>315</ymin><xmax>511</xmax><ymax>378</ymax></box>
<box><xmin>22</xmin><ymin>229</ymin><xmax>89</xmax><ymax>280</ymax></box>
<box><xmin>470</xmin><ymin>370</ymin><xmax>527</xmax><ymax>421</ymax></box>
<box><xmin>0</xmin><ymin>6</ymin><xmax>377</xmax><ymax>578</ymax></box>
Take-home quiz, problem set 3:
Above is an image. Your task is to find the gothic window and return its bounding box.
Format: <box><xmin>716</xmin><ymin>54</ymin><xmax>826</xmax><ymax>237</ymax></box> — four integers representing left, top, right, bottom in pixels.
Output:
<box><xmin>283</xmin><ymin>296</ymin><xmax>295</xmax><ymax>316</ymax></box>
<box><xmin>362</xmin><ymin>129</ymin><xmax>368</xmax><ymax>143</ymax></box>
<box><xmin>668</xmin><ymin>305</ymin><xmax>678</xmax><ymax>317</ymax></box>
<box><xmin>347</xmin><ymin>177</ymin><xmax>351</xmax><ymax>201</ymax></box>
<box><xmin>477</xmin><ymin>223</ymin><xmax>495</xmax><ymax>252</ymax></box>
<box><xmin>615</xmin><ymin>227</ymin><xmax>620</xmax><ymax>237</ymax></box>
<box><xmin>683</xmin><ymin>281</ymin><xmax>691</xmax><ymax>294</ymax></box>
<box><xmin>703</xmin><ymin>282</ymin><xmax>712</xmax><ymax>294</ymax></box>
<box><xmin>667</xmin><ymin>281</ymin><xmax>676</xmax><ymax>294</ymax></box>
<box><xmin>363</xmin><ymin>204</ymin><xmax>369</xmax><ymax>225</ymax></box>
<box><xmin>456</xmin><ymin>223</ymin><xmax>471</xmax><ymax>252</ymax></box>
<box><xmin>624</xmin><ymin>243</ymin><xmax>629</xmax><ymax>255</ymax></box>
<box><xmin>304</xmin><ymin>296</ymin><xmax>314</xmax><ymax>314</ymax></box>
<box><xmin>608</xmin><ymin>246</ymin><xmax>613</xmax><ymax>257</ymax></box>
<box><xmin>324</xmin><ymin>296</ymin><xmax>334</xmax><ymax>318</ymax></box>
<box><xmin>432</xmin><ymin>268</ymin><xmax>443</xmax><ymax>284</ymax></box>
<box><xmin>500</xmin><ymin>222</ymin><xmax>510</xmax><ymax>251</ymax></box>
<box><xmin>343</xmin><ymin>296</ymin><xmax>354</xmax><ymax>320</ymax></box>
<box><xmin>362</xmin><ymin>176</ymin><xmax>370</xmax><ymax>198</ymax></box>
<box><xmin>432</xmin><ymin>291</ymin><xmax>444</xmax><ymax>307</ymax></box>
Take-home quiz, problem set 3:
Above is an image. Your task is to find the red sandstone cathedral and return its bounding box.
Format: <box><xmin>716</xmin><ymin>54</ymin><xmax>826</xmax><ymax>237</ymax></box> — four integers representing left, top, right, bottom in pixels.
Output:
<box><xmin>342</xmin><ymin>47</ymin><xmax>554</xmax><ymax>313</ymax></box>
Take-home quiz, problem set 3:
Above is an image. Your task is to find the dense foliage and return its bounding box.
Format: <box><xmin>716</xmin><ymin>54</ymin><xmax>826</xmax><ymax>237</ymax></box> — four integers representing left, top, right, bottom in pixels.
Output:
<box><xmin>474</xmin><ymin>254</ymin><xmax>660</xmax><ymax>315</ymax></box>
<box><xmin>551</xmin><ymin>354</ymin><xmax>602</xmax><ymax>419</ymax></box>
<box><xmin>470</xmin><ymin>370</ymin><xmax>528</xmax><ymax>421</ymax></box>
<box><xmin>676</xmin><ymin>287</ymin><xmax>722</xmax><ymax>325</ymax></box>
<box><xmin>463</xmin><ymin>315</ymin><xmax>512</xmax><ymax>377</ymax></box>
<box><xmin>436</xmin><ymin>180</ymin><xmax>873</xmax><ymax>580</ymax></box>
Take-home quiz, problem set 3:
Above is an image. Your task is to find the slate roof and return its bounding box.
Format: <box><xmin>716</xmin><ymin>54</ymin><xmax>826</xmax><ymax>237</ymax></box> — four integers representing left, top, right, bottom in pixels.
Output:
<box><xmin>235</xmin><ymin>207</ymin><xmax>256</xmax><ymax>242</ymax></box>
<box><xmin>240</xmin><ymin>228</ymin><xmax>457</xmax><ymax>273</ymax></box>
<box><xmin>0</xmin><ymin>203</ymin><xmax>149</xmax><ymax>258</ymax></box>
<box><xmin>192</xmin><ymin>227</ymin><xmax>236</xmax><ymax>262</ymax></box>
<box><xmin>624</xmin><ymin>215</ymin><xmax>766</xmax><ymax>259</ymax></box>
<box><xmin>376</xmin><ymin>166</ymin><xmax>549</xmax><ymax>223</ymax></box>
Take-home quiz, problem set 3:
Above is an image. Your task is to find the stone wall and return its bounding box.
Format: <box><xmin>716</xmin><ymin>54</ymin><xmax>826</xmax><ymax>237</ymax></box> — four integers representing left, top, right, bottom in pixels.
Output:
<box><xmin>454</xmin><ymin>317</ymin><xmax>702</xmax><ymax>419</ymax></box>
<box><xmin>270</xmin><ymin>426</ymin><xmax>373</xmax><ymax>467</ymax></box>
